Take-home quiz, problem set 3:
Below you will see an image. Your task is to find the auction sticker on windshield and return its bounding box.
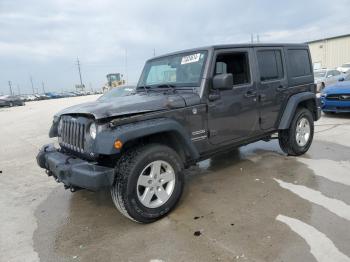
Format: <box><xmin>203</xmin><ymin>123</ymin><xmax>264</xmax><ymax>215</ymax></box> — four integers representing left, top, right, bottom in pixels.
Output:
<box><xmin>181</xmin><ymin>53</ymin><xmax>201</xmax><ymax>64</ymax></box>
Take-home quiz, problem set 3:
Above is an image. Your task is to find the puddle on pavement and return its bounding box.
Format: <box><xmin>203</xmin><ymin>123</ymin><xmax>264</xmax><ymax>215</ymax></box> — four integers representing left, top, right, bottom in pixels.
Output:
<box><xmin>33</xmin><ymin>140</ymin><xmax>350</xmax><ymax>262</ymax></box>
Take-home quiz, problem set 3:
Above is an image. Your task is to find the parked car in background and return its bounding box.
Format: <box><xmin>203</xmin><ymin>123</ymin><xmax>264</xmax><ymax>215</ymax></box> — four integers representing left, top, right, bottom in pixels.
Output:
<box><xmin>314</xmin><ymin>69</ymin><xmax>343</xmax><ymax>91</ymax></box>
<box><xmin>34</xmin><ymin>94</ymin><xmax>50</xmax><ymax>100</ymax></box>
<box><xmin>24</xmin><ymin>95</ymin><xmax>37</xmax><ymax>101</ymax></box>
<box><xmin>337</xmin><ymin>62</ymin><xmax>350</xmax><ymax>73</ymax></box>
<box><xmin>0</xmin><ymin>95</ymin><xmax>25</xmax><ymax>107</ymax></box>
<box><xmin>45</xmin><ymin>92</ymin><xmax>64</xmax><ymax>99</ymax></box>
<box><xmin>321</xmin><ymin>73</ymin><xmax>350</xmax><ymax>114</ymax></box>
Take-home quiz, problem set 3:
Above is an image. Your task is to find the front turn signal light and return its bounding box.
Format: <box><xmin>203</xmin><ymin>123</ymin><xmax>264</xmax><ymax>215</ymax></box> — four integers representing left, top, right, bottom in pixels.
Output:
<box><xmin>114</xmin><ymin>140</ymin><xmax>123</xmax><ymax>150</ymax></box>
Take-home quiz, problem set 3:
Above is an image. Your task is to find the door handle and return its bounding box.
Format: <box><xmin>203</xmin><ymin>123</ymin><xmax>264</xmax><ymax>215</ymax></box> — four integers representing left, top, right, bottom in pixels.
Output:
<box><xmin>245</xmin><ymin>90</ymin><xmax>257</xmax><ymax>98</ymax></box>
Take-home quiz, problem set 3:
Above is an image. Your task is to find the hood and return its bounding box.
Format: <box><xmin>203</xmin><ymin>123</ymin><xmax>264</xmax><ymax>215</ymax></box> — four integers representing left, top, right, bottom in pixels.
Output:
<box><xmin>56</xmin><ymin>91</ymin><xmax>200</xmax><ymax>120</ymax></box>
<box><xmin>323</xmin><ymin>81</ymin><xmax>350</xmax><ymax>95</ymax></box>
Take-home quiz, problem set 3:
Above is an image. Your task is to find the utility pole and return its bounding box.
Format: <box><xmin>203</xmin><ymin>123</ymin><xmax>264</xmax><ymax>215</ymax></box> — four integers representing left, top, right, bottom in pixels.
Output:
<box><xmin>125</xmin><ymin>48</ymin><xmax>128</xmax><ymax>84</ymax></box>
<box><xmin>251</xmin><ymin>34</ymin><xmax>254</xmax><ymax>43</ymax></box>
<box><xmin>76</xmin><ymin>57</ymin><xmax>84</xmax><ymax>88</ymax></box>
<box><xmin>153</xmin><ymin>48</ymin><xmax>156</xmax><ymax>57</ymax></box>
<box><xmin>42</xmin><ymin>81</ymin><xmax>46</xmax><ymax>94</ymax></box>
<box><xmin>8</xmin><ymin>81</ymin><xmax>13</xmax><ymax>96</ymax></box>
<box><xmin>30</xmin><ymin>76</ymin><xmax>35</xmax><ymax>94</ymax></box>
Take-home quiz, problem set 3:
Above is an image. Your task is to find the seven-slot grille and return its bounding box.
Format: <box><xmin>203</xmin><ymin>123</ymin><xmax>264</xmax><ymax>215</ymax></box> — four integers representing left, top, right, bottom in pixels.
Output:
<box><xmin>326</xmin><ymin>94</ymin><xmax>350</xmax><ymax>101</ymax></box>
<box><xmin>59</xmin><ymin>116</ymin><xmax>86</xmax><ymax>152</ymax></box>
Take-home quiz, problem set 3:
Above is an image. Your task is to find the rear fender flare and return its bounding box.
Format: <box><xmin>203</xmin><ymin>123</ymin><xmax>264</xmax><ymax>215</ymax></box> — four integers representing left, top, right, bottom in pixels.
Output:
<box><xmin>278</xmin><ymin>92</ymin><xmax>318</xmax><ymax>129</ymax></box>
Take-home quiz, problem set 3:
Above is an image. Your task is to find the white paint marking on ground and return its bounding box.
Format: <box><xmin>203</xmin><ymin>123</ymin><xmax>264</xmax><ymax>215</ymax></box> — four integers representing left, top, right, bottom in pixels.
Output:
<box><xmin>298</xmin><ymin>158</ymin><xmax>350</xmax><ymax>186</ymax></box>
<box><xmin>277</xmin><ymin>215</ymin><xmax>350</xmax><ymax>262</ymax></box>
<box><xmin>274</xmin><ymin>179</ymin><xmax>350</xmax><ymax>221</ymax></box>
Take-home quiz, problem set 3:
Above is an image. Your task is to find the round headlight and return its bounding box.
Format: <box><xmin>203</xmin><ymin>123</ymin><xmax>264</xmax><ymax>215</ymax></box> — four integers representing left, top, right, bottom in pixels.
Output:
<box><xmin>58</xmin><ymin>119</ymin><xmax>63</xmax><ymax>135</ymax></box>
<box><xmin>89</xmin><ymin>123</ymin><xmax>97</xmax><ymax>139</ymax></box>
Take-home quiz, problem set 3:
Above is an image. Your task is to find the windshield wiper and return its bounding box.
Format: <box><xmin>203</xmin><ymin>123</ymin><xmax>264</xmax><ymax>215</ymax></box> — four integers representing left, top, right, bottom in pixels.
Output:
<box><xmin>155</xmin><ymin>84</ymin><xmax>176</xmax><ymax>90</ymax></box>
<box><xmin>137</xmin><ymin>85</ymin><xmax>152</xmax><ymax>93</ymax></box>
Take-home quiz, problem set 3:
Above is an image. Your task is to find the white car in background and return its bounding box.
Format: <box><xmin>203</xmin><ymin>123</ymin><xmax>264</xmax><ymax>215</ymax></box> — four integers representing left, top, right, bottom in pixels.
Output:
<box><xmin>314</xmin><ymin>69</ymin><xmax>343</xmax><ymax>91</ymax></box>
<box><xmin>337</xmin><ymin>62</ymin><xmax>350</xmax><ymax>73</ymax></box>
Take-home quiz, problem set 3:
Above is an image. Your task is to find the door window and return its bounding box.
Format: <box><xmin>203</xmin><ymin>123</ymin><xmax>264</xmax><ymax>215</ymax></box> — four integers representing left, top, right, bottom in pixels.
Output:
<box><xmin>257</xmin><ymin>50</ymin><xmax>284</xmax><ymax>81</ymax></box>
<box><xmin>215</xmin><ymin>52</ymin><xmax>251</xmax><ymax>86</ymax></box>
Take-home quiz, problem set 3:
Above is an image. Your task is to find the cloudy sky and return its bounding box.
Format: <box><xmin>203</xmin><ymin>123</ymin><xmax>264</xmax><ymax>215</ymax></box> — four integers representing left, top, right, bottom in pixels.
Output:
<box><xmin>0</xmin><ymin>0</ymin><xmax>349</xmax><ymax>95</ymax></box>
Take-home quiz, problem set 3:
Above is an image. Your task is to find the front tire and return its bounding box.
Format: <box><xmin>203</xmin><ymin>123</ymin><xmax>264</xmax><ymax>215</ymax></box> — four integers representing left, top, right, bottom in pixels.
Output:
<box><xmin>111</xmin><ymin>144</ymin><xmax>184</xmax><ymax>223</ymax></box>
<box><xmin>279</xmin><ymin>108</ymin><xmax>314</xmax><ymax>156</ymax></box>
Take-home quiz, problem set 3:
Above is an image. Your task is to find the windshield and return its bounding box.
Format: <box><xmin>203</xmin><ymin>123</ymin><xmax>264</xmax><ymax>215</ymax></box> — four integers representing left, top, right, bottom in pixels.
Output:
<box><xmin>138</xmin><ymin>51</ymin><xmax>207</xmax><ymax>88</ymax></box>
<box><xmin>98</xmin><ymin>86</ymin><xmax>135</xmax><ymax>101</ymax></box>
<box><xmin>314</xmin><ymin>70</ymin><xmax>326</xmax><ymax>78</ymax></box>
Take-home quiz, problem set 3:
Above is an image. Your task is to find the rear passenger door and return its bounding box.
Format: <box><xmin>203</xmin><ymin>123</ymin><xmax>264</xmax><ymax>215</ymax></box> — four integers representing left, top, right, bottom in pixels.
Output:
<box><xmin>255</xmin><ymin>47</ymin><xmax>288</xmax><ymax>130</ymax></box>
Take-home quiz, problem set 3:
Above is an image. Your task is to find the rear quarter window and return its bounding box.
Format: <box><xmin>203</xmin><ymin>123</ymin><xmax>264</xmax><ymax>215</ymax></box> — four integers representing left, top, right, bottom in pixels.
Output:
<box><xmin>287</xmin><ymin>49</ymin><xmax>312</xmax><ymax>77</ymax></box>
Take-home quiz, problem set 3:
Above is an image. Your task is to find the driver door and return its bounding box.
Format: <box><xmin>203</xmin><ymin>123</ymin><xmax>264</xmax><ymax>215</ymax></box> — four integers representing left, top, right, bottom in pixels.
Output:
<box><xmin>207</xmin><ymin>48</ymin><xmax>259</xmax><ymax>145</ymax></box>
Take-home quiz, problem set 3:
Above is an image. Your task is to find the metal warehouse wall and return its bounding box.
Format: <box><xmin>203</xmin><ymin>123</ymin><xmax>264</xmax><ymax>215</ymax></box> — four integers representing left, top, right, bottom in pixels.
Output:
<box><xmin>308</xmin><ymin>35</ymin><xmax>350</xmax><ymax>69</ymax></box>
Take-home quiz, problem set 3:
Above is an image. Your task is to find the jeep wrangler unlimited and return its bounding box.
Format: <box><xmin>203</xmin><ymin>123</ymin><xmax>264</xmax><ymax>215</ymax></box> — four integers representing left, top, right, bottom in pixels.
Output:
<box><xmin>37</xmin><ymin>44</ymin><xmax>321</xmax><ymax>223</ymax></box>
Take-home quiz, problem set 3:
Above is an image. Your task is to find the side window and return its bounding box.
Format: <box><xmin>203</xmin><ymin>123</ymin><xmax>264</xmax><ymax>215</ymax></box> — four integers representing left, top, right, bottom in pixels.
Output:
<box><xmin>287</xmin><ymin>49</ymin><xmax>312</xmax><ymax>77</ymax></box>
<box><xmin>257</xmin><ymin>50</ymin><xmax>284</xmax><ymax>81</ymax></box>
<box><xmin>215</xmin><ymin>52</ymin><xmax>250</xmax><ymax>86</ymax></box>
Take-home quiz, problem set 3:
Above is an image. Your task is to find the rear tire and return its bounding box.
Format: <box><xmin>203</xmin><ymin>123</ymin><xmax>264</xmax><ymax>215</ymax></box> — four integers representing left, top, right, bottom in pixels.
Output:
<box><xmin>279</xmin><ymin>108</ymin><xmax>314</xmax><ymax>156</ymax></box>
<box><xmin>111</xmin><ymin>144</ymin><xmax>184</xmax><ymax>223</ymax></box>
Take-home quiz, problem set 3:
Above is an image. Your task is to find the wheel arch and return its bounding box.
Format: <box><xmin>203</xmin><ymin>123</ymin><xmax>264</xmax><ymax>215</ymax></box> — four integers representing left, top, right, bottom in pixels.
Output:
<box><xmin>278</xmin><ymin>92</ymin><xmax>319</xmax><ymax>130</ymax></box>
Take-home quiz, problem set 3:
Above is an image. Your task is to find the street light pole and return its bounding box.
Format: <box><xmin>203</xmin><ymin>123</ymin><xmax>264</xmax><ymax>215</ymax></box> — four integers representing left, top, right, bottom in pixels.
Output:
<box><xmin>8</xmin><ymin>81</ymin><xmax>13</xmax><ymax>96</ymax></box>
<box><xmin>30</xmin><ymin>76</ymin><xmax>35</xmax><ymax>94</ymax></box>
<box><xmin>42</xmin><ymin>81</ymin><xmax>46</xmax><ymax>94</ymax></box>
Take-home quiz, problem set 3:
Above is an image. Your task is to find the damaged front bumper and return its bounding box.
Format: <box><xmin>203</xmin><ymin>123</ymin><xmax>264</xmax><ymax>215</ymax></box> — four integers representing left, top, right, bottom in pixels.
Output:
<box><xmin>36</xmin><ymin>144</ymin><xmax>115</xmax><ymax>191</ymax></box>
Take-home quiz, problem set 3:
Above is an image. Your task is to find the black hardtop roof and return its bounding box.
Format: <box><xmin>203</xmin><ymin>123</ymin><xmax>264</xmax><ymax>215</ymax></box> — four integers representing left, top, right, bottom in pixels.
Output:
<box><xmin>149</xmin><ymin>43</ymin><xmax>308</xmax><ymax>61</ymax></box>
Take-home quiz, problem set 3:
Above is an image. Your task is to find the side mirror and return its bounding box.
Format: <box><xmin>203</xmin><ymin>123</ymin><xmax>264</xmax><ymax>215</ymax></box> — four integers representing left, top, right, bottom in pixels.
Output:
<box><xmin>339</xmin><ymin>77</ymin><xmax>345</xmax><ymax>82</ymax></box>
<box><xmin>212</xmin><ymin>73</ymin><xmax>233</xmax><ymax>90</ymax></box>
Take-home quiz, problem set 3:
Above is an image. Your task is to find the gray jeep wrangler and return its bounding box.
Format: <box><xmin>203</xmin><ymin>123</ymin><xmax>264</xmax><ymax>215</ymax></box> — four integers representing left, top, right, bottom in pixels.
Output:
<box><xmin>37</xmin><ymin>43</ymin><xmax>321</xmax><ymax>223</ymax></box>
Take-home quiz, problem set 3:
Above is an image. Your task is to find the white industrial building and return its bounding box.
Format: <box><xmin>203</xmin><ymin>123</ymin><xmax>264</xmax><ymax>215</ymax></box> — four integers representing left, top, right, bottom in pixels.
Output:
<box><xmin>308</xmin><ymin>34</ymin><xmax>350</xmax><ymax>69</ymax></box>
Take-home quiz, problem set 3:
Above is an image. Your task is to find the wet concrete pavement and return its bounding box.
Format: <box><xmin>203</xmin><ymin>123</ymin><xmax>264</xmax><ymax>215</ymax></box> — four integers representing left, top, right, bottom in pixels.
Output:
<box><xmin>1</xmin><ymin>96</ymin><xmax>350</xmax><ymax>262</ymax></box>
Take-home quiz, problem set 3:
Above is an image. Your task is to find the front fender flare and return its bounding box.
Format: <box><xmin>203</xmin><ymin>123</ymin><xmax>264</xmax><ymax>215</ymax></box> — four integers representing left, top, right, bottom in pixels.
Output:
<box><xmin>94</xmin><ymin>118</ymin><xmax>199</xmax><ymax>159</ymax></box>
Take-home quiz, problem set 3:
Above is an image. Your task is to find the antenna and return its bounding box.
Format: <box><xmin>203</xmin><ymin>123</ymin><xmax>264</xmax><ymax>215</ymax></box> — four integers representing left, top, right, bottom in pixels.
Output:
<box><xmin>125</xmin><ymin>48</ymin><xmax>128</xmax><ymax>84</ymax></box>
